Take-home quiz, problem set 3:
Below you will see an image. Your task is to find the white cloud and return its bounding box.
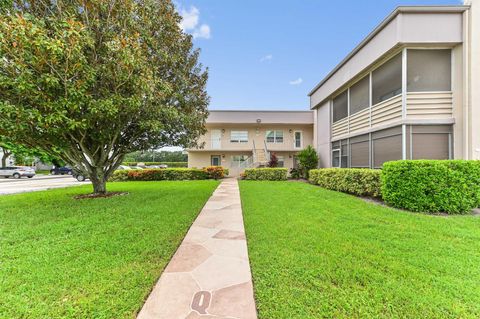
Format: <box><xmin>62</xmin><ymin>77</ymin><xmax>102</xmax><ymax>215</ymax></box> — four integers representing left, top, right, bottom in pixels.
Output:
<box><xmin>260</xmin><ymin>54</ymin><xmax>273</xmax><ymax>62</ymax></box>
<box><xmin>289</xmin><ymin>78</ymin><xmax>303</xmax><ymax>85</ymax></box>
<box><xmin>193</xmin><ymin>24</ymin><xmax>211</xmax><ymax>39</ymax></box>
<box><xmin>179</xmin><ymin>5</ymin><xmax>211</xmax><ymax>39</ymax></box>
<box><xmin>179</xmin><ymin>6</ymin><xmax>199</xmax><ymax>31</ymax></box>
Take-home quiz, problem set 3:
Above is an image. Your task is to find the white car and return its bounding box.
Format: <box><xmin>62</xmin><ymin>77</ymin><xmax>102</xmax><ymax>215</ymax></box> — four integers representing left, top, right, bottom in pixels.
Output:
<box><xmin>0</xmin><ymin>166</ymin><xmax>36</xmax><ymax>179</ymax></box>
<box><xmin>116</xmin><ymin>165</ymin><xmax>133</xmax><ymax>170</ymax></box>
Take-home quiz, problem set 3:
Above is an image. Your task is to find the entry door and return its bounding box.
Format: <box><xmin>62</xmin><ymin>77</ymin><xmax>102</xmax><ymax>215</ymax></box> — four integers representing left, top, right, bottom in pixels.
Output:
<box><xmin>211</xmin><ymin>129</ymin><xmax>221</xmax><ymax>149</ymax></box>
<box><xmin>294</xmin><ymin>131</ymin><xmax>303</xmax><ymax>149</ymax></box>
<box><xmin>211</xmin><ymin>155</ymin><xmax>221</xmax><ymax>166</ymax></box>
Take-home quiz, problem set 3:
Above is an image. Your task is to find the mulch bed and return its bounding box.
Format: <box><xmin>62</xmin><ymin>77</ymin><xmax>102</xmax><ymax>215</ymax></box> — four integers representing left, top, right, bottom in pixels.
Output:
<box><xmin>74</xmin><ymin>192</ymin><xmax>129</xmax><ymax>200</ymax></box>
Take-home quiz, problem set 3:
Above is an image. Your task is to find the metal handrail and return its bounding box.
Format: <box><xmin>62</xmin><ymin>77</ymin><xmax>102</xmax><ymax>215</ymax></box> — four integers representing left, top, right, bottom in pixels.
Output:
<box><xmin>263</xmin><ymin>140</ymin><xmax>270</xmax><ymax>162</ymax></box>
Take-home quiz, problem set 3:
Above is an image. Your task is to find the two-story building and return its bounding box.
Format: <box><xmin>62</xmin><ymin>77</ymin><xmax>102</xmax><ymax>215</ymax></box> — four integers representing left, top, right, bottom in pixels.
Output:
<box><xmin>311</xmin><ymin>3</ymin><xmax>480</xmax><ymax>168</ymax></box>
<box><xmin>187</xmin><ymin>110</ymin><xmax>314</xmax><ymax>175</ymax></box>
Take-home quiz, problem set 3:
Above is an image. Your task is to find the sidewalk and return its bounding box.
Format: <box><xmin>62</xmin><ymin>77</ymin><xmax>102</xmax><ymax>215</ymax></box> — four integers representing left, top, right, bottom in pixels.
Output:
<box><xmin>137</xmin><ymin>178</ymin><xmax>257</xmax><ymax>319</ymax></box>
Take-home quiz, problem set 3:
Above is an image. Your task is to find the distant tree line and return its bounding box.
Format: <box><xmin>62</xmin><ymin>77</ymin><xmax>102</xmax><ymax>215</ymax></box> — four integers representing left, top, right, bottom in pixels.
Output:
<box><xmin>124</xmin><ymin>151</ymin><xmax>187</xmax><ymax>163</ymax></box>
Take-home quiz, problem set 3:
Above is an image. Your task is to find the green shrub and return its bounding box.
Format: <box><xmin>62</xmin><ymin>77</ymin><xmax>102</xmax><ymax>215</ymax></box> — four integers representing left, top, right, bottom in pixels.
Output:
<box><xmin>297</xmin><ymin>145</ymin><xmax>319</xmax><ymax>178</ymax></box>
<box><xmin>203</xmin><ymin>166</ymin><xmax>226</xmax><ymax>179</ymax></box>
<box><xmin>381</xmin><ymin>160</ymin><xmax>480</xmax><ymax>214</ymax></box>
<box><xmin>122</xmin><ymin>162</ymin><xmax>188</xmax><ymax>167</ymax></box>
<box><xmin>110</xmin><ymin>168</ymin><xmax>208</xmax><ymax>181</ymax></box>
<box><xmin>244</xmin><ymin>168</ymin><xmax>288</xmax><ymax>181</ymax></box>
<box><xmin>309</xmin><ymin>168</ymin><xmax>382</xmax><ymax>198</ymax></box>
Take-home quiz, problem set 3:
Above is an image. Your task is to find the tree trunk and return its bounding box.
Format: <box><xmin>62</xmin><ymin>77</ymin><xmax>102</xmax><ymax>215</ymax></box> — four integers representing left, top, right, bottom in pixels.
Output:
<box><xmin>1</xmin><ymin>151</ymin><xmax>11</xmax><ymax>167</ymax></box>
<box><xmin>89</xmin><ymin>167</ymin><xmax>108</xmax><ymax>194</ymax></box>
<box><xmin>91</xmin><ymin>178</ymin><xmax>107</xmax><ymax>194</ymax></box>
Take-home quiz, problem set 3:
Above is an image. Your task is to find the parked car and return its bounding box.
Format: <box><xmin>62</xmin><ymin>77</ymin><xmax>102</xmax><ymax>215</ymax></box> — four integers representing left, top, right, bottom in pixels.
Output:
<box><xmin>116</xmin><ymin>165</ymin><xmax>132</xmax><ymax>170</ymax></box>
<box><xmin>130</xmin><ymin>166</ymin><xmax>144</xmax><ymax>170</ymax></box>
<box><xmin>72</xmin><ymin>169</ymin><xmax>88</xmax><ymax>182</ymax></box>
<box><xmin>50</xmin><ymin>166</ymin><xmax>73</xmax><ymax>175</ymax></box>
<box><xmin>0</xmin><ymin>166</ymin><xmax>36</xmax><ymax>179</ymax></box>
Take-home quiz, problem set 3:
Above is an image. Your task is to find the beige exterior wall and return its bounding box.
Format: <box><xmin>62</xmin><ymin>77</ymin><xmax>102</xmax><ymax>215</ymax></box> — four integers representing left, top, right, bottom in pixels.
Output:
<box><xmin>192</xmin><ymin>124</ymin><xmax>313</xmax><ymax>153</ymax></box>
<box><xmin>466</xmin><ymin>0</ymin><xmax>480</xmax><ymax>159</ymax></box>
<box><xmin>316</xmin><ymin>101</ymin><xmax>331</xmax><ymax>168</ymax></box>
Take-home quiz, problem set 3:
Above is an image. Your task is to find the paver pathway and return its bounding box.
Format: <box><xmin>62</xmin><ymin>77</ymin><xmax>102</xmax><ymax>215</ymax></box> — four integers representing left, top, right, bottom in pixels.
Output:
<box><xmin>137</xmin><ymin>178</ymin><xmax>257</xmax><ymax>319</ymax></box>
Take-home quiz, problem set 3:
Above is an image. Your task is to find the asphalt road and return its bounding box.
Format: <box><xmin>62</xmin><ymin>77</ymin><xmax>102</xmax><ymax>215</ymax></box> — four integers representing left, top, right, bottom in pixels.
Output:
<box><xmin>0</xmin><ymin>175</ymin><xmax>90</xmax><ymax>195</ymax></box>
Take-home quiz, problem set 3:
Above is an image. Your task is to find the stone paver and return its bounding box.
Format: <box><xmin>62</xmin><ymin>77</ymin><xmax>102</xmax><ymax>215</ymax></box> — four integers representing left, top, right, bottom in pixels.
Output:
<box><xmin>137</xmin><ymin>178</ymin><xmax>257</xmax><ymax>319</ymax></box>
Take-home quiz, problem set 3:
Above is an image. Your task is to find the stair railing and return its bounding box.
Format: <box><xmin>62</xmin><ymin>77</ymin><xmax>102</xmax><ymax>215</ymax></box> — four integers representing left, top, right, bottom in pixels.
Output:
<box><xmin>263</xmin><ymin>140</ymin><xmax>270</xmax><ymax>162</ymax></box>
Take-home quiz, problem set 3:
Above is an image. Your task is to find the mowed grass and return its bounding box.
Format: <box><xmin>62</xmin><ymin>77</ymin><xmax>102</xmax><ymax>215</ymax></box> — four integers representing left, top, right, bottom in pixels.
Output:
<box><xmin>240</xmin><ymin>181</ymin><xmax>480</xmax><ymax>319</ymax></box>
<box><xmin>0</xmin><ymin>181</ymin><xmax>219</xmax><ymax>318</ymax></box>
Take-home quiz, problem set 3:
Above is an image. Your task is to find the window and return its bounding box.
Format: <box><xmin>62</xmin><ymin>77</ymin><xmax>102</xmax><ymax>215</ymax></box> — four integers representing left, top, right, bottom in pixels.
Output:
<box><xmin>372</xmin><ymin>126</ymin><xmax>402</xmax><ymax>168</ymax></box>
<box><xmin>231</xmin><ymin>155</ymin><xmax>249</xmax><ymax>163</ymax></box>
<box><xmin>410</xmin><ymin>125</ymin><xmax>452</xmax><ymax>160</ymax></box>
<box><xmin>294</xmin><ymin>131</ymin><xmax>302</xmax><ymax>148</ymax></box>
<box><xmin>230</xmin><ymin>130</ymin><xmax>248</xmax><ymax>143</ymax></box>
<box><xmin>277</xmin><ymin>156</ymin><xmax>285</xmax><ymax>167</ymax></box>
<box><xmin>350</xmin><ymin>134</ymin><xmax>370</xmax><ymax>168</ymax></box>
<box><xmin>407</xmin><ymin>49</ymin><xmax>451</xmax><ymax>92</ymax></box>
<box><xmin>372</xmin><ymin>53</ymin><xmax>402</xmax><ymax>105</ymax></box>
<box><xmin>332</xmin><ymin>91</ymin><xmax>348</xmax><ymax>122</ymax></box>
<box><xmin>350</xmin><ymin>76</ymin><xmax>370</xmax><ymax>115</ymax></box>
<box><xmin>331</xmin><ymin>141</ymin><xmax>340</xmax><ymax>168</ymax></box>
<box><xmin>266</xmin><ymin>130</ymin><xmax>283</xmax><ymax>143</ymax></box>
<box><xmin>331</xmin><ymin>139</ymin><xmax>349</xmax><ymax>168</ymax></box>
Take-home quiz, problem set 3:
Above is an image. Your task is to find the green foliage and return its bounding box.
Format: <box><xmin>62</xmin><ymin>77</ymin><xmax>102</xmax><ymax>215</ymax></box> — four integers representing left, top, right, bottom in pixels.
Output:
<box><xmin>0</xmin><ymin>1</ymin><xmax>209</xmax><ymax>193</ymax></box>
<box><xmin>309</xmin><ymin>168</ymin><xmax>382</xmax><ymax>198</ymax></box>
<box><xmin>244</xmin><ymin>168</ymin><xmax>288</xmax><ymax>181</ymax></box>
<box><xmin>239</xmin><ymin>181</ymin><xmax>480</xmax><ymax>318</ymax></box>
<box><xmin>110</xmin><ymin>167</ymin><xmax>229</xmax><ymax>182</ymax></box>
<box><xmin>123</xmin><ymin>151</ymin><xmax>187</xmax><ymax>163</ymax></box>
<box><xmin>122</xmin><ymin>162</ymin><xmax>188</xmax><ymax>167</ymax></box>
<box><xmin>382</xmin><ymin>160</ymin><xmax>480</xmax><ymax>214</ymax></box>
<box><xmin>289</xmin><ymin>167</ymin><xmax>302</xmax><ymax>179</ymax></box>
<box><xmin>0</xmin><ymin>181</ymin><xmax>219</xmax><ymax>318</ymax></box>
<box><xmin>297</xmin><ymin>145</ymin><xmax>319</xmax><ymax>178</ymax></box>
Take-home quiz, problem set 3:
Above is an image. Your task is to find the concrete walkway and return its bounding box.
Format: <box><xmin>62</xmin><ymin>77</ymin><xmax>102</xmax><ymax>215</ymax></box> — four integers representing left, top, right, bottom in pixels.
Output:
<box><xmin>137</xmin><ymin>178</ymin><xmax>257</xmax><ymax>319</ymax></box>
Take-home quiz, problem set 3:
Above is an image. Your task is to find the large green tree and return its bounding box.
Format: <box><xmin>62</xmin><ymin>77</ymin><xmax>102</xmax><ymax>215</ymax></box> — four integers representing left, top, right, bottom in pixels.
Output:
<box><xmin>0</xmin><ymin>0</ymin><xmax>209</xmax><ymax>194</ymax></box>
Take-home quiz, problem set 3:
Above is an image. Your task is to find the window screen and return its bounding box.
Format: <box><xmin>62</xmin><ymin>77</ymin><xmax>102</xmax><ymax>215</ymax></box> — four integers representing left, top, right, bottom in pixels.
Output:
<box><xmin>266</xmin><ymin>130</ymin><xmax>283</xmax><ymax>143</ymax></box>
<box><xmin>410</xmin><ymin>125</ymin><xmax>451</xmax><ymax>160</ymax></box>
<box><xmin>350</xmin><ymin>76</ymin><xmax>370</xmax><ymax>115</ymax></box>
<box><xmin>372</xmin><ymin>127</ymin><xmax>402</xmax><ymax>168</ymax></box>
<box><xmin>407</xmin><ymin>49</ymin><xmax>451</xmax><ymax>92</ymax></box>
<box><xmin>372</xmin><ymin>53</ymin><xmax>402</xmax><ymax>105</ymax></box>
<box><xmin>341</xmin><ymin>140</ymin><xmax>349</xmax><ymax>168</ymax></box>
<box><xmin>332</xmin><ymin>91</ymin><xmax>348</xmax><ymax>122</ymax></box>
<box><xmin>230</xmin><ymin>131</ymin><xmax>248</xmax><ymax>143</ymax></box>
<box><xmin>350</xmin><ymin>134</ymin><xmax>370</xmax><ymax>168</ymax></box>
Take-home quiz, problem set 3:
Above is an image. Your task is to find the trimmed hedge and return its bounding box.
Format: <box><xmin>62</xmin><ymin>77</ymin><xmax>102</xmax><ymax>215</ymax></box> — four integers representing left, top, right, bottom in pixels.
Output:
<box><xmin>244</xmin><ymin>168</ymin><xmax>288</xmax><ymax>181</ymax></box>
<box><xmin>382</xmin><ymin>160</ymin><xmax>480</xmax><ymax>214</ymax></box>
<box><xmin>309</xmin><ymin>168</ymin><xmax>382</xmax><ymax>198</ymax></box>
<box><xmin>122</xmin><ymin>162</ymin><xmax>188</xmax><ymax>167</ymax></box>
<box><xmin>110</xmin><ymin>167</ymin><xmax>228</xmax><ymax>182</ymax></box>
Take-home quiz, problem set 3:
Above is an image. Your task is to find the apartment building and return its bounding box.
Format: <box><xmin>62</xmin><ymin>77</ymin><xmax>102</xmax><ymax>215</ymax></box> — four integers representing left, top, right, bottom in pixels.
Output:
<box><xmin>187</xmin><ymin>111</ymin><xmax>314</xmax><ymax>175</ymax></box>
<box><xmin>310</xmin><ymin>3</ymin><xmax>480</xmax><ymax>168</ymax></box>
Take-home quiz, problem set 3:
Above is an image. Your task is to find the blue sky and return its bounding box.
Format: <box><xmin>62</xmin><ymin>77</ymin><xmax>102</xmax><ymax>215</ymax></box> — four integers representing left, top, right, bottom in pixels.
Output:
<box><xmin>177</xmin><ymin>0</ymin><xmax>461</xmax><ymax>111</ymax></box>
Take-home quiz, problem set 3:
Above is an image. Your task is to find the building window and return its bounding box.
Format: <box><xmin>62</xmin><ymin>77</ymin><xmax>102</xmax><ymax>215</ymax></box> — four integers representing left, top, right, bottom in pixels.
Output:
<box><xmin>231</xmin><ymin>155</ymin><xmax>249</xmax><ymax>164</ymax></box>
<box><xmin>409</xmin><ymin>125</ymin><xmax>452</xmax><ymax>160</ymax></box>
<box><xmin>266</xmin><ymin>130</ymin><xmax>283</xmax><ymax>143</ymax></box>
<box><xmin>277</xmin><ymin>156</ymin><xmax>285</xmax><ymax>167</ymax></box>
<box><xmin>407</xmin><ymin>49</ymin><xmax>451</xmax><ymax>92</ymax></box>
<box><xmin>350</xmin><ymin>75</ymin><xmax>370</xmax><ymax>115</ymax></box>
<box><xmin>371</xmin><ymin>126</ymin><xmax>402</xmax><ymax>168</ymax></box>
<box><xmin>331</xmin><ymin>140</ymin><xmax>349</xmax><ymax>168</ymax></box>
<box><xmin>230</xmin><ymin>131</ymin><xmax>248</xmax><ymax>143</ymax></box>
<box><xmin>372</xmin><ymin>53</ymin><xmax>402</xmax><ymax>105</ymax></box>
<box><xmin>332</xmin><ymin>90</ymin><xmax>348</xmax><ymax>122</ymax></box>
<box><xmin>350</xmin><ymin>134</ymin><xmax>370</xmax><ymax>168</ymax></box>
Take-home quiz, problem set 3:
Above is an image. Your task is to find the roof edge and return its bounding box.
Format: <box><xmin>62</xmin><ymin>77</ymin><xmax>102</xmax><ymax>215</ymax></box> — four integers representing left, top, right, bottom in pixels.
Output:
<box><xmin>307</xmin><ymin>5</ymin><xmax>470</xmax><ymax>97</ymax></box>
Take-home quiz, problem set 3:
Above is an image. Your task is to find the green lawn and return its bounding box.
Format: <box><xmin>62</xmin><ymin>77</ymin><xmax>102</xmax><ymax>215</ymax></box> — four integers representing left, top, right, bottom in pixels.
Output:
<box><xmin>240</xmin><ymin>181</ymin><xmax>480</xmax><ymax>319</ymax></box>
<box><xmin>0</xmin><ymin>181</ymin><xmax>219</xmax><ymax>318</ymax></box>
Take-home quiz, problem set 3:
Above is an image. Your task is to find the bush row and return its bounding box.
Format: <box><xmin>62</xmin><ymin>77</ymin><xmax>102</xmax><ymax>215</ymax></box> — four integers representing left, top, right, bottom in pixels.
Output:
<box><xmin>309</xmin><ymin>160</ymin><xmax>480</xmax><ymax>214</ymax></box>
<box><xmin>309</xmin><ymin>168</ymin><xmax>382</xmax><ymax>198</ymax></box>
<box><xmin>381</xmin><ymin>160</ymin><xmax>480</xmax><ymax>214</ymax></box>
<box><xmin>110</xmin><ymin>167</ymin><xmax>228</xmax><ymax>182</ymax></box>
<box><xmin>122</xmin><ymin>161</ymin><xmax>188</xmax><ymax>167</ymax></box>
<box><xmin>243</xmin><ymin>168</ymin><xmax>288</xmax><ymax>181</ymax></box>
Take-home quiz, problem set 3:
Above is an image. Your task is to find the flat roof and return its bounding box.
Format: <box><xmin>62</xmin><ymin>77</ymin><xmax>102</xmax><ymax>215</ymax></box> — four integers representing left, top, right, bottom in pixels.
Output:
<box><xmin>308</xmin><ymin>5</ymin><xmax>469</xmax><ymax>97</ymax></box>
<box><xmin>206</xmin><ymin>110</ymin><xmax>314</xmax><ymax>124</ymax></box>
